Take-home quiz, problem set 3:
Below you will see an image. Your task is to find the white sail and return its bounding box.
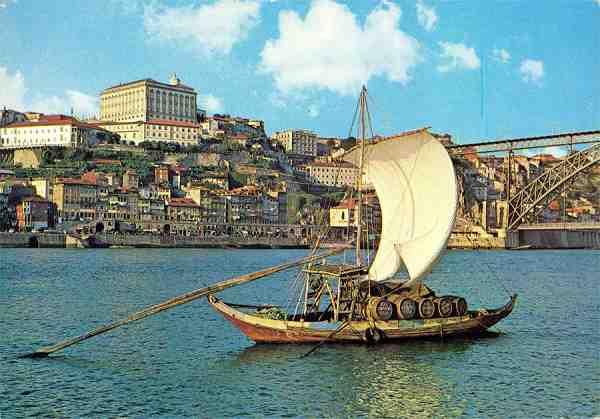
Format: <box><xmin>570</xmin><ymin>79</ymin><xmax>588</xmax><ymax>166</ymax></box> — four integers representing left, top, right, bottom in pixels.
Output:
<box><xmin>342</xmin><ymin>128</ymin><xmax>457</xmax><ymax>285</ymax></box>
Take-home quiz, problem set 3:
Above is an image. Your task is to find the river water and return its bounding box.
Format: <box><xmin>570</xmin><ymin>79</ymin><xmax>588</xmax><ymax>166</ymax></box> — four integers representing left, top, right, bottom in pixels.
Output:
<box><xmin>1</xmin><ymin>249</ymin><xmax>598</xmax><ymax>418</ymax></box>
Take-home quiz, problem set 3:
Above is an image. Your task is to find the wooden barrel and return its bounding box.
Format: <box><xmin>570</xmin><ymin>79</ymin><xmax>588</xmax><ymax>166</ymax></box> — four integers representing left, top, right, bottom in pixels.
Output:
<box><xmin>366</xmin><ymin>297</ymin><xmax>394</xmax><ymax>321</ymax></box>
<box><xmin>453</xmin><ymin>297</ymin><xmax>468</xmax><ymax>316</ymax></box>
<box><xmin>418</xmin><ymin>298</ymin><xmax>435</xmax><ymax>319</ymax></box>
<box><xmin>435</xmin><ymin>297</ymin><xmax>454</xmax><ymax>318</ymax></box>
<box><xmin>399</xmin><ymin>297</ymin><xmax>417</xmax><ymax>320</ymax></box>
<box><xmin>389</xmin><ymin>296</ymin><xmax>417</xmax><ymax>320</ymax></box>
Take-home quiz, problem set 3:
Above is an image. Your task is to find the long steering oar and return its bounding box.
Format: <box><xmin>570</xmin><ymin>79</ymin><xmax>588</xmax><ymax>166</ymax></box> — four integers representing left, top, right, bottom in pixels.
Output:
<box><xmin>22</xmin><ymin>248</ymin><xmax>343</xmax><ymax>358</ymax></box>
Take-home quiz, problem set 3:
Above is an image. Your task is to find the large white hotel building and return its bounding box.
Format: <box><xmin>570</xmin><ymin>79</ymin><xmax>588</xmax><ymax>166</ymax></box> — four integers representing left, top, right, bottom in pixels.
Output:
<box><xmin>97</xmin><ymin>74</ymin><xmax>203</xmax><ymax>146</ymax></box>
<box><xmin>100</xmin><ymin>74</ymin><xmax>197</xmax><ymax>123</ymax></box>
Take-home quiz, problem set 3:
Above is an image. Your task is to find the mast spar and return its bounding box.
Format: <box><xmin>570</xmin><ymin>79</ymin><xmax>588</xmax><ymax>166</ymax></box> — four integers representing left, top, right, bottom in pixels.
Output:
<box><xmin>355</xmin><ymin>86</ymin><xmax>368</xmax><ymax>266</ymax></box>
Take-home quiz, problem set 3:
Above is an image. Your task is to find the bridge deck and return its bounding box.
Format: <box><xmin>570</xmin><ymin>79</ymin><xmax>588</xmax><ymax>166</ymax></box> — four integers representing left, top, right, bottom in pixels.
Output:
<box><xmin>447</xmin><ymin>130</ymin><xmax>600</xmax><ymax>154</ymax></box>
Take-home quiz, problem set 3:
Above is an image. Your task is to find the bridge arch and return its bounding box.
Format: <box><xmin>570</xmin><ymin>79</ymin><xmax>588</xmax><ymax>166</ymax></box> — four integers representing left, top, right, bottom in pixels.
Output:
<box><xmin>508</xmin><ymin>143</ymin><xmax>600</xmax><ymax>229</ymax></box>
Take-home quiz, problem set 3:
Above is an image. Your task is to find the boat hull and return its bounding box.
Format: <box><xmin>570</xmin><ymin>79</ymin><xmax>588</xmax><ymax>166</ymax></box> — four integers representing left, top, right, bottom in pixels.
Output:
<box><xmin>207</xmin><ymin>294</ymin><xmax>517</xmax><ymax>344</ymax></box>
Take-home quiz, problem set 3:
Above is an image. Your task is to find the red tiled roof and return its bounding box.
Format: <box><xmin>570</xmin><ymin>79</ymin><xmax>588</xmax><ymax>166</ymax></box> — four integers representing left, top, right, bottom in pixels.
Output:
<box><xmin>81</xmin><ymin>172</ymin><xmax>100</xmax><ymax>183</ymax></box>
<box><xmin>97</xmin><ymin>120</ymin><xmax>145</xmax><ymax>126</ymax></box>
<box><xmin>56</xmin><ymin>177</ymin><xmax>97</xmax><ymax>186</ymax></box>
<box><xmin>168</xmin><ymin>197</ymin><xmax>199</xmax><ymax>207</ymax></box>
<box><xmin>333</xmin><ymin>199</ymin><xmax>357</xmax><ymax>209</ymax></box>
<box><xmin>5</xmin><ymin>114</ymin><xmax>106</xmax><ymax>130</ymax></box>
<box><xmin>147</xmin><ymin>119</ymin><xmax>201</xmax><ymax>128</ymax></box>
<box><xmin>548</xmin><ymin>201</ymin><xmax>560</xmax><ymax>211</ymax></box>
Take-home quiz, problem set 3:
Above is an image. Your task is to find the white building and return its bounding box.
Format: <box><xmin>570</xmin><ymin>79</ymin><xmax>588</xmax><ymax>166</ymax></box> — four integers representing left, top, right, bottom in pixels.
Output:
<box><xmin>98</xmin><ymin>119</ymin><xmax>202</xmax><ymax>146</ymax></box>
<box><xmin>0</xmin><ymin>115</ymin><xmax>104</xmax><ymax>149</ymax></box>
<box><xmin>100</xmin><ymin>74</ymin><xmax>197</xmax><ymax>123</ymax></box>
<box><xmin>305</xmin><ymin>161</ymin><xmax>358</xmax><ymax>187</ymax></box>
<box><xmin>273</xmin><ymin>129</ymin><xmax>317</xmax><ymax>156</ymax></box>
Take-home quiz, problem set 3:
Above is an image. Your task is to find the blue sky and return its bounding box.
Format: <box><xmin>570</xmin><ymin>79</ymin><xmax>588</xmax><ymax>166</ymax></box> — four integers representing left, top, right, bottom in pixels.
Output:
<box><xmin>1</xmin><ymin>0</ymin><xmax>599</xmax><ymax>144</ymax></box>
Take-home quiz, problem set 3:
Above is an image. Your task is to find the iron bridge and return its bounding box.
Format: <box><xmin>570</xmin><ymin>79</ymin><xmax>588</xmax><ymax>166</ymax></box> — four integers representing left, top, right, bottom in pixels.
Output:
<box><xmin>507</xmin><ymin>142</ymin><xmax>600</xmax><ymax>230</ymax></box>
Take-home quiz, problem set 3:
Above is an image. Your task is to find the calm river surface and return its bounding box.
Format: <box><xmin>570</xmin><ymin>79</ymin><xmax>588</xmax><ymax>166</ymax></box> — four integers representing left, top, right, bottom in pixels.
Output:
<box><xmin>1</xmin><ymin>249</ymin><xmax>599</xmax><ymax>418</ymax></box>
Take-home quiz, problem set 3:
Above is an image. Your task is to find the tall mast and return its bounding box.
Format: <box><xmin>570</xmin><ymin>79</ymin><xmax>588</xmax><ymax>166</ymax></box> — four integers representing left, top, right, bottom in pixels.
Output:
<box><xmin>355</xmin><ymin>86</ymin><xmax>367</xmax><ymax>266</ymax></box>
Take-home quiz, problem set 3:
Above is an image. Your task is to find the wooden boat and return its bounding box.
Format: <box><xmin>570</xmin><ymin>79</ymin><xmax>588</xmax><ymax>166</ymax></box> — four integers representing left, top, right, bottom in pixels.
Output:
<box><xmin>208</xmin><ymin>293</ymin><xmax>516</xmax><ymax>343</ymax></box>
<box><xmin>208</xmin><ymin>86</ymin><xmax>517</xmax><ymax>345</ymax></box>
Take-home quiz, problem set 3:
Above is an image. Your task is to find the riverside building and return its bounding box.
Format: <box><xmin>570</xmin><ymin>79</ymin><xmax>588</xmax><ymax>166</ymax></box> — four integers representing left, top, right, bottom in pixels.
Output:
<box><xmin>52</xmin><ymin>178</ymin><xmax>98</xmax><ymax>221</ymax></box>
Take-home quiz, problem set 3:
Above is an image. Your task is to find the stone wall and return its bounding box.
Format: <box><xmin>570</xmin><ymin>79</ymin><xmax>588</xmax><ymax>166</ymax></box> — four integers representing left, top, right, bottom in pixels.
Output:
<box><xmin>95</xmin><ymin>233</ymin><xmax>307</xmax><ymax>248</ymax></box>
<box><xmin>0</xmin><ymin>232</ymin><xmax>65</xmax><ymax>248</ymax></box>
<box><xmin>447</xmin><ymin>233</ymin><xmax>505</xmax><ymax>249</ymax></box>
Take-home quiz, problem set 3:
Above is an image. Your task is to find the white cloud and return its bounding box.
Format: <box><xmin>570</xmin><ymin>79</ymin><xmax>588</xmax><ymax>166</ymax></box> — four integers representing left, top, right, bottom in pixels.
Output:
<box><xmin>596</xmin><ymin>0</ymin><xmax>600</xmax><ymax>7</ymax></box>
<box><xmin>520</xmin><ymin>59</ymin><xmax>544</xmax><ymax>83</ymax></box>
<box><xmin>65</xmin><ymin>90</ymin><xmax>99</xmax><ymax>116</ymax></box>
<box><xmin>144</xmin><ymin>0</ymin><xmax>261</xmax><ymax>56</ymax></box>
<box><xmin>268</xmin><ymin>91</ymin><xmax>287</xmax><ymax>108</ymax></box>
<box><xmin>0</xmin><ymin>0</ymin><xmax>17</xmax><ymax>10</ymax></box>
<box><xmin>437</xmin><ymin>42</ymin><xmax>480</xmax><ymax>72</ymax></box>
<box><xmin>0</xmin><ymin>65</ymin><xmax>98</xmax><ymax>116</ymax></box>
<box><xmin>29</xmin><ymin>96</ymin><xmax>70</xmax><ymax>115</ymax></box>
<box><xmin>492</xmin><ymin>48</ymin><xmax>511</xmax><ymax>64</ymax></box>
<box><xmin>416</xmin><ymin>0</ymin><xmax>437</xmax><ymax>31</ymax></box>
<box><xmin>259</xmin><ymin>0</ymin><xmax>421</xmax><ymax>95</ymax></box>
<box><xmin>308</xmin><ymin>104</ymin><xmax>319</xmax><ymax>118</ymax></box>
<box><xmin>198</xmin><ymin>94</ymin><xmax>224</xmax><ymax>114</ymax></box>
<box><xmin>30</xmin><ymin>91</ymin><xmax>98</xmax><ymax>117</ymax></box>
<box><xmin>0</xmin><ymin>66</ymin><xmax>26</xmax><ymax>109</ymax></box>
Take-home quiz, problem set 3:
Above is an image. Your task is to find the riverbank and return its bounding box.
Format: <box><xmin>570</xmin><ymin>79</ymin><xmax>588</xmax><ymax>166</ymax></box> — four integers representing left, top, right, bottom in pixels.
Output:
<box><xmin>2</xmin><ymin>230</ymin><xmax>598</xmax><ymax>249</ymax></box>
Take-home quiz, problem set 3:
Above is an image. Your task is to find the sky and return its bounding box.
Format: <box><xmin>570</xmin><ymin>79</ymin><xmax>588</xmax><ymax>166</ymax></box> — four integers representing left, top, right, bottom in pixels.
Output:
<box><xmin>0</xmin><ymin>0</ymin><xmax>599</xmax><ymax>145</ymax></box>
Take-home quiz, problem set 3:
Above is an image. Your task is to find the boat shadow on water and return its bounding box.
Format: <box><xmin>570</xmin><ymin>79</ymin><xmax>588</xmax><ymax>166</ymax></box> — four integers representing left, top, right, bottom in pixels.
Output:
<box><xmin>235</xmin><ymin>330</ymin><xmax>507</xmax><ymax>364</ymax></box>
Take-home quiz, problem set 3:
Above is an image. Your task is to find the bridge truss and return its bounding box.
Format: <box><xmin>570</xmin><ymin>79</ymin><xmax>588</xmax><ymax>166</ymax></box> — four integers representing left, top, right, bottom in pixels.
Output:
<box><xmin>447</xmin><ymin>130</ymin><xmax>600</xmax><ymax>155</ymax></box>
<box><xmin>507</xmin><ymin>143</ymin><xmax>600</xmax><ymax>230</ymax></box>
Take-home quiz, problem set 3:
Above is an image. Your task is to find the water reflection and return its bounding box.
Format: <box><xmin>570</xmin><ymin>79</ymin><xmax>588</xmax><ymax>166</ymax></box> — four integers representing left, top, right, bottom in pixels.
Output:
<box><xmin>343</xmin><ymin>342</ymin><xmax>469</xmax><ymax>418</ymax></box>
<box><xmin>230</xmin><ymin>336</ymin><xmax>493</xmax><ymax>417</ymax></box>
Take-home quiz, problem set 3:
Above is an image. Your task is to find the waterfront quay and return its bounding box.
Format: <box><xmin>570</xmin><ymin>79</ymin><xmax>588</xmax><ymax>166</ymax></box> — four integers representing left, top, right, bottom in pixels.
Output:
<box><xmin>0</xmin><ymin>222</ymin><xmax>320</xmax><ymax>249</ymax></box>
<box><xmin>4</xmin><ymin>224</ymin><xmax>600</xmax><ymax>249</ymax></box>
